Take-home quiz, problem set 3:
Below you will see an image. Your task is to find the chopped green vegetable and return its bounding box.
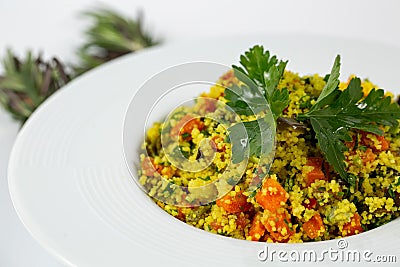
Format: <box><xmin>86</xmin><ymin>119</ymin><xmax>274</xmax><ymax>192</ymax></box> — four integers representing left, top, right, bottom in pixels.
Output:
<box><xmin>181</xmin><ymin>132</ymin><xmax>191</xmax><ymax>139</ymax></box>
<box><xmin>388</xmin><ymin>187</ymin><xmax>395</xmax><ymax>199</ymax></box>
<box><xmin>199</xmin><ymin>176</ymin><xmax>211</xmax><ymax>181</ymax></box>
<box><xmin>358</xmin><ymin>145</ymin><xmax>367</xmax><ymax>151</ymax></box>
<box><xmin>248</xmin><ymin>190</ymin><xmax>257</xmax><ymax>198</ymax></box>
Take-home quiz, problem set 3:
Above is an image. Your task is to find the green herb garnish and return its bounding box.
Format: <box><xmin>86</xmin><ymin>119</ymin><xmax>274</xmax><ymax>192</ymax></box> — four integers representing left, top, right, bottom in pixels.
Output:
<box><xmin>388</xmin><ymin>186</ymin><xmax>396</xmax><ymax>199</ymax></box>
<box><xmin>248</xmin><ymin>191</ymin><xmax>257</xmax><ymax>198</ymax></box>
<box><xmin>199</xmin><ymin>176</ymin><xmax>211</xmax><ymax>181</ymax></box>
<box><xmin>227</xmin><ymin>45</ymin><xmax>289</xmax><ymax>120</ymax></box>
<box><xmin>0</xmin><ymin>50</ymin><xmax>71</xmax><ymax>124</ymax></box>
<box><xmin>298</xmin><ymin>56</ymin><xmax>400</xmax><ymax>184</ymax></box>
<box><xmin>358</xmin><ymin>145</ymin><xmax>367</xmax><ymax>151</ymax></box>
<box><xmin>181</xmin><ymin>132</ymin><xmax>191</xmax><ymax>139</ymax></box>
<box><xmin>228</xmin><ymin>117</ymin><xmax>273</xmax><ymax>164</ymax></box>
<box><xmin>75</xmin><ymin>8</ymin><xmax>160</xmax><ymax>75</ymax></box>
<box><xmin>225</xmin><ymin>46</ymin><xmax>287</xmax><ymax>163</ymax></box>
<box><xmin>225</xmin><ymin>45</ymin><xmax>400</xmax><ymax>185</ymax></box>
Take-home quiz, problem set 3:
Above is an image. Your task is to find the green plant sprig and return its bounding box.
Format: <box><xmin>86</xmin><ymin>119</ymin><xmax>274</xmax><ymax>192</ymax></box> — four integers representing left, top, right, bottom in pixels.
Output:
<box><xmin>74</xmin><ymin>8</ymin><xmax>160</xmax><ymax>75</ymax></box>
<box><xmin>0</xmin><ymin>50</ymin><xmax>71</xmax><ymax>123</ymax></box>
<box><xmin>0</xmin><ymin>7</ymin><xmax>160</xmax><ymax>124</ymax></box>
<box><xmin>225</xmin><ymin>45</ymin><xmax>400</xmax><ymax>185</ymax></box>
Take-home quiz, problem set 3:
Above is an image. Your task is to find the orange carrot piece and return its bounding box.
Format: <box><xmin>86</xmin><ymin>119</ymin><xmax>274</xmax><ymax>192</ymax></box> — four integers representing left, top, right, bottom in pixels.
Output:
<box><xmin>141</xmin><ymin>157</ymin><xmax>161</xmax><ymax>177</ymax></box>
<box><xmin>302</xmin><ymin>213</ymin><xmax>325</xmax><ymax>239</ymax></box>
<box><xmin>170</xmin><ymin>115</ymin><xmax>205</xmax><ymax>141</ymax></box>
<box><xmin>342</xmin><ymin>213</ymin><xmax>363</xmax><ymax>236</ymax></box>
<box><xmin>307</xmin><ymin>157</ymin><xmax>323</xmax><ymax>168</ymax></box>
<box><xmin>255</xmin><ymin>178</ymin><xmax>289</xmax><ymax>212</ymax></box>
<box><xmin>305</xmin><ymin>157</ymin><xmax>328</xmax><ymax>186</ymax></box>
<box><xmin>303</xmin><ymin>198</ymin><xmax>318</xmax><ymax>210</ymax></box>
<box><xmin>248</xmin><ymin>213</ymin><xmax>265</xmax><ymax>241</ymax></box>
<box><xmin>361</xmin><ymin>131</ymin><xmax>390</xmax><ymax>152</ymax></box>
<box><xmin>263</xmin><ymin>210</ymin><xmax>294</xmax><ymax>242</ymax></box>
<box><xmin>236</xmin><ymin>213</ymin><xmax>248</xmax><ymax>230</ymax></box>
<box><xmin>377</xmin><ymin>135</ymin><xmax>390</xmax><ymax>151</ymax></box>
<box><xmin>306</xmin><ymin>169</ymin><xmax>326</xmax><ymax>186</ymax></box>
<box><xmin>361</xmin><ymin>148</ymin><xmax>377</xmax><ymax>164</ymax></box>
<box><xmin>216</xmin><ymin>191</ymin><xmax>251</xmax><ymax>214</ymax></box>
<box><xmin>201</xmin><ymin>98</ymin><xmax>217</xmax><ymax>113</ymax></box>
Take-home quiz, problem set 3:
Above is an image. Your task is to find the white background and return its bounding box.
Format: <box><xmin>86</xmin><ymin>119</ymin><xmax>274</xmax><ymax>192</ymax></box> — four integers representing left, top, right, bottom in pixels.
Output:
<box><xmin>1</xmin><ymin>0</ymin><xmax>400</xmax><ymax>266</ymax></box>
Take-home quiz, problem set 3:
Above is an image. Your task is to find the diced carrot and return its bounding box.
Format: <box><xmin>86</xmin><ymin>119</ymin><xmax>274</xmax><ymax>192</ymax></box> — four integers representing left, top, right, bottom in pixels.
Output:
<box><xmin>303</xmin><ymin>198</ymin><xmax>318</xmax><ymax>210</ymax></box>
<box><xmin>307</xmin><ymin>157</ymin><xmax>324</xmax><ymax>168</ymax></box>
<box><xmin>342</xmin><ymin>213</ymin><xmax>363</xmax><ymax>236</ymax></box>
<box><xmin>344</xmin><ymin>135</ymin><xmax>356</xmax><ymax>150</ymax></box>
<box><xmin>171</xmin><ymin>115</ymin><xmax>192</xmax><ymax>137</ymax></box>
<box><xmin>176</xmin><ymin>207</ymin><xmax>186</xmax><ymax>221</ymax></box>
<box><xmin>211</xmin><ymin>136</ymin><xmax>226</xmax><ymax>152</ymax></box>
<box><xmin>255</xmin><ymin>178</ymin><xmax>289</xmax><ymax>212</ymax></box>
<box><xmin>377</xmin><ymin>135</ymin><xmax>390</xmax><ymax>151</ymax></box>
<box><xmin>216</xmin><ymin>191</ymin><xmax>252</xmax><ymax>214</ymax></box>
<box><xmin>248</xmin><ymin>213</ymin><xmax>265</xmax><ymax>241</ymax></box>
<box><xmin>305</xmin><ymin>157</ymin><xmax>328</xmax><ymax>186</ymax></box>
<box><xmin>200</xmin><ymin>98</ymin><xmax>217</xmax><ymax>113</ymax></box>
<box><xmin>220</xmin><ymin>70</ymin><xmax>235</xmax><ymax>85</ymax></box>
<box><xmin>160</xmin><ymin>166</ymin><xmax>175</xmax><ymax>178</ymax></box>
<box><xmin>209</xmin><ymin>221</ymin><xmax>221</xmax><ymax>231</ymax></box>
<box><xmin>306</xmin><ymin>169</ymin><xmax>326</xmax><ymax>186</ymax></box>
<box><xmin>141</xmin><ymin>157</ymin><xmax>161</xmax><ymax>177</ymax></box>
<box><xmin>236</xmin><ymin>213</ymin><xmax>248</xmax><ymax>230</ymax></box>
<box><xmin>302</xmin><ymin>213</ymin><xmax>325</xmax><ymax>239</ymax></box>
<box><xmin>262</xmin><ymin>210</ymin><xmax>294</xmax><ymax>242</ymax></box>
<box><xmin>170</xmin><ymin>115</ymin><xmax>205</xmax><ymax>141</ymax></box>
<box><xmin>361</xmin><ymin>148</ymin><xmax>377</xmax><ymax>164</ymax></box>
<box><xmin>361</xmin><ymin>131</ymin><xmax>390</xmax><ymax>152</ymax></box>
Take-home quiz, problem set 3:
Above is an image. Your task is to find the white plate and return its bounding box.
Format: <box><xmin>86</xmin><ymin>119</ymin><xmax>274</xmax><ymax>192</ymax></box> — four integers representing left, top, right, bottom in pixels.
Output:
<box><xmin>8</xmin><ymin>35</ymin><xmax>400</xmax><ymax>266</ymax></box>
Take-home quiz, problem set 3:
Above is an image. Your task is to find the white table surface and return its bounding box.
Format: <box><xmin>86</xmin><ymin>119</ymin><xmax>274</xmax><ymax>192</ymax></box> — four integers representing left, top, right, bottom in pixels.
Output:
<box><xmin>1</xmin><ymin>0</ymin><xmax>400</xmax><ymax>266</ymax></box>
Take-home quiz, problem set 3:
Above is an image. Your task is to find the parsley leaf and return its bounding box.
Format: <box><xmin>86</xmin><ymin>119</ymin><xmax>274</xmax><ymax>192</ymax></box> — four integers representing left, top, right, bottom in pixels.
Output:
<box><xmin>225</xmin><ymin>69</ymin><xmax>268</xmax><ymax>116</ymax></box>
<box><xmin>233</xmin><ymin>45</ymin><xmax>279</xmax><ymax>87</ymax></box>
<box><xmin>225</xmin><ymin>46</ymin><xmax>400</xmax><ymax>186</ymax></box>
<box><xmin>224</xmin><ymin>45</ymin><xmax>287</xmax><ymax>163</ymax></box>
<box><xmin>264</xmin><ymin>60</ymin><xmax>287</xmax><ymax>101</ymax></box>
<box><xmin>270</xmin><ymin>87</ymin><xmax>290</xmax><ymax>119</ymax></box>
<box><xmin>307</xmin><ymin>115</ymin><xmax>349</xmax><ymax>182</ymax></box>
<box><xmin>311</xmin><ymin>55</ymin><xmax>341</xmax><ymax>110</ymax></box>
<box><xmin>299</xmin><ymin>71</ymin><xmax>400</xmax><ymax>184</ymax></box>
<box><xmin>228</xmin><ymin>117</ymin><xmax>274</xmax><ymax>164</ymax></box>
<box><xmin>228</xmin><ymin>45</ymin><xmax>289</xmax><ymax>119</ymax></box>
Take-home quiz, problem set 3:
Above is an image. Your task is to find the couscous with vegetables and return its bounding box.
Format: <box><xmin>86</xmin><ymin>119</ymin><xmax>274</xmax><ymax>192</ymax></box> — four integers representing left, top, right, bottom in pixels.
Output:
<box><xmin>138</xmin><ymin>45</ymin><xmax>400</xmax><ymax>243</ymax></box>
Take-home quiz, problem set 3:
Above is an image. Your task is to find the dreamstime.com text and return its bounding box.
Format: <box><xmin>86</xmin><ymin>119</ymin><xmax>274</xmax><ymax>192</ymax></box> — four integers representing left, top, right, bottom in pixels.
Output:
<box><xmin>257</xmin><ymin>239</ymin><xmax>397</xmax><ymax>263</ymax></box>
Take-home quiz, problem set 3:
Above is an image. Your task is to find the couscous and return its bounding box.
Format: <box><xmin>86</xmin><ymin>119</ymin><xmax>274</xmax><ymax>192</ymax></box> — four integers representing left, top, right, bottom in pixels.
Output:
<box><xmin>138</xmin><ymin>45</ymin><xmax>400</xmax><ymax>243</ymax></box>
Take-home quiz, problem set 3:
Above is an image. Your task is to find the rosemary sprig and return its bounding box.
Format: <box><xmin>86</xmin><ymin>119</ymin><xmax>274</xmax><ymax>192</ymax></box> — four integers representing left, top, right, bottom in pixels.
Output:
<box><xmin>0</xmin><ymin>50</ymin><xmax>71</xmax><ymax>123</ymax></box>
<box><xmin>74</xmin><ymin>8</ymin><xmax>160</xmax><ymax>75</ymax></box>
<box><xmin>0</xmin><ymin>8</ymin><xmax>160</xmax><ymax>124</ymax></box>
